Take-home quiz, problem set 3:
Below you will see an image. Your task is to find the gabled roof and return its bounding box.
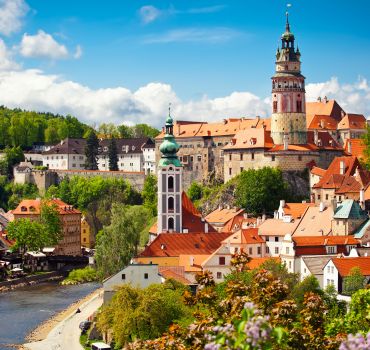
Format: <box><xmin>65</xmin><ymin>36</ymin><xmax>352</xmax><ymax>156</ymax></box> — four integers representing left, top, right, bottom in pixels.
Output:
<box><xmin>139</xmin><ymin>232</ymin><xmax>232</xmax><ymax>257</ymax></box>
<box><xmin>311</xmin><ymin>166</ymin><xmax>326</xmax><ymax>177</ymax></box>
<box><xmin>354</xmin><ymin>219</ymin><xmax>370</xmax><ymax>239</ymax></box>
<box><xmin>302</xmin><ymin>256</ymin><xmax>334</xmax><ymax>275</ymax></box>
<box><xmin>306</xmin><ymin>100</ymin><xmax>345</xmax><ymax>125</ymax></box>
<box><xmin>313</xmin><ymin>156</ymin><xmax>361</xmax><ymax>189</ymax></box>
<box><xmin>98</xmin><ymin>138</ymin><xmax>153</xmax><ymax>154</ymax></box>
<box><xmin>331</xmin><ymin>257</ymin><xmax>370</xmax><ymax>277</ymax></box>
<box><xmin>306</xmin><ymin>131</ymin><xmax>342</xmax><ymax>150</ymax></box>
<box><xmin>43</xmin><ymin>138</ymin><xmax>86</xmax><ymax>155</ymax></box>
<box><xmin>338</xmin><ymin>114</ymin><xmax>367</xmax><ymax>130</ymax></box>
<box><xmin>335</xmin><ymin>176</ymin><xmax>362</xmax><ymax>194</ymax></box>
<box><xmin>223</xmin><ymin>128</ymin><xmax>274</xmax><ymax>150</ymax></box>
<box><xmin>268</xmin><ymin>143</ymin><xmax>318</xmax><ymax>152</ymax></box>
<box><xmin>205</xmin><ymin>207</ymin><xmax>244</xmax><ymax>225</ymax></box>
<box><xmin>247</xmin><ymin>257</ymin><xmax>280</xmax><ymax>269</ymax></box>
<box><xmin>308</xmin><ymin>115</ymin><xmax>338</xmax><ymax>130</ymax></box>
<box><xmin>12</xmin><ymin>198</ymin><xmax>81</xmax><ymax>215</ymax></box>
<box><xmin>0</xmin><ymin>231</ymin><xmax>15</xmax><ymax>249</ymax></box>
<box><xmin>221</xmin><ymin>214</ymin><xmax>257</xmax><ymax>233</ymax></box>
<box><xmin>159</xmin><ymin>267</ymin><xmax>193</xmax><ymax>284</ymax></box>
<box><xmin>222</xmin><ymin>228</ymin><xmax>265</xmax><ymax>245</ymax></box>
<box><xmin>258</xmin><ymin>218</ymin><xmax>299</xmax><ymax>236</ymax></box>
<box><xmin>282</xmin><ymin>202</ymin><xmax>316</xmax><ymax>219</ymax></box>
<box><xmin>293</xmin><ymin>235</ymin><xmax>359</xmax><ymax>246</ymax></box>
<box><xmin>293</xmin><ymin>205</ymin><xmax>333</xmax><ymax>236</ymax></box>
<box><xmin>344</xmin><ymin>139</ymin><xmax>366</xmax><ymax>159</ymax></box>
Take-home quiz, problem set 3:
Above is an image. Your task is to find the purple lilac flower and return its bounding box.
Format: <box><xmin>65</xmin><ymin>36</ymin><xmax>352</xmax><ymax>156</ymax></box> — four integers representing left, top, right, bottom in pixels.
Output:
<box><xmin>339</xmin><ymin>333</ymin><xmax>370</xmax><ymax>350</ymax></box>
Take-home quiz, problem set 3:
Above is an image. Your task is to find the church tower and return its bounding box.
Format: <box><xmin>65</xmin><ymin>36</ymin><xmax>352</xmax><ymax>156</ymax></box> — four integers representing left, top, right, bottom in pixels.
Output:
<box><xmin>271</xmin><ymin>12</ymin><xmax>307</xmax><ymax>145</ymax></box>
<box><xmin>157</xmin><ymin>110</ymin><xmax>183</xmax><ymax>234</ymax></box>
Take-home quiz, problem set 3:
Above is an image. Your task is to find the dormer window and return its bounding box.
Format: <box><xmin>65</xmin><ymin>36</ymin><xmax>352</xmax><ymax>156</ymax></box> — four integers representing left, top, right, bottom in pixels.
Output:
<box><xmin>103</xmin><ymin>147</ymin><xmax>108</xmax><ymax>152</ymax></box>
<box><xmin>21</xmin><ymin>206</ymin><xmax>27</xmax><ymax>212</ymax></box>
<box><xmin>29</xmin><ymin>206</ymin><xmax>36</xmax><ymax>212</ymax></box>
<box><xmin>327</xmin><ymin>246</ymin><xmax>336</xmax><ymax>254</ymax></box>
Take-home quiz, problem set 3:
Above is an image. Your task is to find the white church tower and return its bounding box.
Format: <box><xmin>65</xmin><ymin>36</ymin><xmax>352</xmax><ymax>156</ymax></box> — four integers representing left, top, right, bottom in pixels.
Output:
<box><xmin>157</xmin><ymin>110</ymin><xmax>183</xmax><ymax>234</ymax></box>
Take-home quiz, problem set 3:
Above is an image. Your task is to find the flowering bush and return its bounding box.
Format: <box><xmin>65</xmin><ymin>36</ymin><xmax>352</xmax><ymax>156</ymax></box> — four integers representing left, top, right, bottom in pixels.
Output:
<box><xmin>339</xmin><ymin>332</ymin><xmax>370</xmax><ymax>350</ymax></box>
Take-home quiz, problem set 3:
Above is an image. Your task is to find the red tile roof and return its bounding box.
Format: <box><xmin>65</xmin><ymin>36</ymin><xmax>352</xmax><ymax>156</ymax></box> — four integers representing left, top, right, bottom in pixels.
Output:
<box><xmin>159</xmin><ymin>268</ymin><xmax>193</xmax><ymax>284</ymax></box>
<box><xmin>306</xmin><ymin>131</ymin><xmax>342</xmax><ymax>150</ymax></box>
<box><xmin>12</xmin><ymin>199</ymin><xmax>81</xmax><ymax>215</ymax></box>
<box><xmin>338</xmin><ymin>114</ymin><xmax>367</xmax><ymax>130</ymax></box>
<box><xmin>223</xmin><ymin>129</ymin><xmax>274</xmax><ymax>150</ymax></box>
<box><xmin>139</xmin><ymin>232</ymin><xmax>232</xmax><ymax>257</ymax></box>
<box><xmin>308</xmin><ymin>115</ymin><xmax>338</xmax><ymax>130</ymax></box>
<box><xmin>293</xmin><ymin>236</ymin><xmax>359</xmax><ymax>247</ymax></box>
<box><xmin>283</xmin><ymin>202</ymin><xmax>316</xmax><ymax>219</ymax></box>
<box><xmin>311</xmin><ymin>166</ymin><xmax>326</xmax><ymax>177</ymax></box>
<box><xmin>332</xmin><ymin>257</ymin><xmax>370</xmax><ymax>277</ymax></box>
<box><xmin>306</xmin><ymin>100</ymin><xmax>345</xmax><ymax>125</ymax></box>
<box><xmin>205</xmin><ymin>207</ymin><xmax>244</xmax><ymax>225</ymax></box>
<box><xmin>344</xmin><ymin>139</ymin><xmax>366</xmax><ymax>160</ymax></box>
<box><xmin>222</xmin><ymin>214</ymin><xmax>257</xmax><ymax>233</ymax></box>
<box><xmin>313</xmin><ymin>156</ymin><xmax>361</xmax><ymax>189</ymax></box>
<box><xmin>247</xmin><ymin>257</ymin><xmax>281</xmax><ymax>269</ymax></box>
<box><xmin>241</xmin><ymin>228</ymin><xmax>265</xmax><ymax>244</ymax></box>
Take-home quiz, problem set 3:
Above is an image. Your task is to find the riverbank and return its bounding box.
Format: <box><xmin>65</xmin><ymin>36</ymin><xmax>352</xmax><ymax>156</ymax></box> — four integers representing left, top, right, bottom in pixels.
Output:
<box><xmin>24</xmin><ymin>287</ymin><xmax>103</xmax><ymax>345</ymax></box>
<box><xmin>0</xmin><ymin>272</ymin><xmax>64</xmax><ymax>293</ymax></box>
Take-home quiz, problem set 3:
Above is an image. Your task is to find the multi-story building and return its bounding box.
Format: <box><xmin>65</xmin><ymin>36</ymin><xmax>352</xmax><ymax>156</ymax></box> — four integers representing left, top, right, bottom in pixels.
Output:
<box><xmin>81</xmin><ymin>216</ymin><xmax>94</xmax><ymax>248</ymax></box>
<box><xmin>12</xmin><ymin>198</ymin><xmax>81</xmax><ymax>256</ymax></box>
<box><xmin>42</xmin><ymin>138</ymin><xmax>86</xmax><ymax>170</ymax></box>
<box><xmin>97</xmin><ymin>138</ymin><xmax>154</xmax><ymax>172</ymax></box>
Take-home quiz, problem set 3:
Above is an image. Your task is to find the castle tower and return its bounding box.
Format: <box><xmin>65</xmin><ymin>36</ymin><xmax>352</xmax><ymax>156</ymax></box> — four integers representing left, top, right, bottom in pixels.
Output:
<box><xmin>157</xmin><ymin>109</ymin><xmax>183</xmax><ymax>234</ymax></box>
<box><xmin>271</xmin><ymin>12</ymin><xmax>307</xmax><ymax>145</ymax></box>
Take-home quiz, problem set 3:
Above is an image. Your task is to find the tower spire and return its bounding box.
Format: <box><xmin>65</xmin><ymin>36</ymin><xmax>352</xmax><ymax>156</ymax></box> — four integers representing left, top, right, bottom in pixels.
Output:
<box><xmin>285</xmin><ymin>11</ymin><xmax>290</xmax><ymax>32</ymax></box>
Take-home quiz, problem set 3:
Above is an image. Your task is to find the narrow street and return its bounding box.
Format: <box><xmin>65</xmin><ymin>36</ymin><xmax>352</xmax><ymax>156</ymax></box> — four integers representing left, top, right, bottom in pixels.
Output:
<box><xmin>24</xmin><ymin>292</ymin><xmax>103</xmax><ymax>350</ymax></box>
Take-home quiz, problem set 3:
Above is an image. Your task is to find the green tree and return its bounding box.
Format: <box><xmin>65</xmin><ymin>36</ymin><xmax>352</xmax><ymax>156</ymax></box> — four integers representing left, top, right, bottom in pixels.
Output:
<box><xmin>132</xmin><ymin>124</ymin><xmax>160</xmax><ymax>138</ymax></box>
<box><xmin>98</xmin><ymin>123</ymin><xmax>119</xmax><ymax>139</ymax></box>
<box><xmin>187</xmin><ymin>181</ymin><xmax>203</xmax><ymax>202</ymax></box>
<box><xmin>343</xmin><ymin>266</ymin><xmax>365</xmax><ymax>296</ymax></box>
<box><xmin>0</xmin><ymin>116</ymin><xmax>10</xmax><ymax>146</ymax></box>
<box><xmin>108</xmin><ymin>138</ymin><xmax>119</xmax><ymax>171</ymax></box>
<box><xmin>291</xmin><ymin>275</ymin><xmax>322</xmax><ymax>308</ymax></box>
<box><xmin>362</xmin><ymin>124</ymin><xmax>370</xmax><ymax>169</ymax></box>
<box><xmin>142</xmin><ymin>174</ymin><xmax>157</xmax><ymax>216</ymax></box>
<box><xmin>95</xmin><ymin>204</ymin><xmax>152</xmax><ymax>279</ymax></box>
<box><xmin>0</xmin><ymin>146</ymin><xmax>25</xmax><ymax>179</ymax></box>
<box><xmin>118</xmin><ymin>124</ymin><xmax>133</xmax><ymax>138</ymax></box>
<box><xmin>84</xmin><ymin>130</ymin><xmax>99</xmax><ymax>170</ymax></box>
<box><xmin>235</xmin><ymin>167</ymin><xmax>290</xmax><ymax>215</ymax></box>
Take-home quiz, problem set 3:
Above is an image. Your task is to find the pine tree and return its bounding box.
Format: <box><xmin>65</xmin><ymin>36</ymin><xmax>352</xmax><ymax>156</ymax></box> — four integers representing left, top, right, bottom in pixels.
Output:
<box><xmin>108</xmin><ymin>138</ymin><xmax>119</xmax><ymax>171</ymax></box>
<box><xmin>84</xmin><ymin>130</ymin><xmax>99</xmax><ymax>170</ymax></box>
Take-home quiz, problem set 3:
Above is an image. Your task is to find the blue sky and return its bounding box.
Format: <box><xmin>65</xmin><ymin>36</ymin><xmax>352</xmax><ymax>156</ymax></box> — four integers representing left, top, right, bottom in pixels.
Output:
<box><xmin>0</xmin><ymin>0</ymin><xmax>369</xmax><ymax>126</ymax></box>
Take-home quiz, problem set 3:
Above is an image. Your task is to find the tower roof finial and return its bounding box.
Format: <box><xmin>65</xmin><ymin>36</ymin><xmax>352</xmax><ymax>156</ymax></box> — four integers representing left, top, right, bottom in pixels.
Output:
<box><xmin>285</xmin><ymin>11</ymin><xmax>290</xmax><ymax>32</ymax></box>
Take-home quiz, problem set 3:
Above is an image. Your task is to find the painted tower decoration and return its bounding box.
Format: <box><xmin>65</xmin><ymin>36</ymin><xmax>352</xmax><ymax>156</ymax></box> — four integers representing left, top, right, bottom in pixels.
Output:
<box><xmin>270</xmin><ymin>12</ymin><xmax>307</xmax><ymax>145</ymax></box>
<box><xmin>157</xmin><ymin>109</ymin><xmax>183</xmax><ymax>234</ymax></box>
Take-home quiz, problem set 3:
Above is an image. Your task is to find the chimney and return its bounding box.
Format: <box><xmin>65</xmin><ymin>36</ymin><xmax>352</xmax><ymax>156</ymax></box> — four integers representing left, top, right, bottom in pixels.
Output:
<box><xmin>339</xmin><ymin>160</ymin><xmax>345</xmax><ymax>175</ymax></box>
<box><xmin>317</xmin><ymin>96</ymin><xmax>322</xmax><ymax>102</ymax></box>
<box><xmin>341</xmin><ymin>110</ymin><xmax>346</xmax><ymax>119</ymax></box>
<box><xmin>319</xmin><ymin>202</ymin><xmax>325</xmax><ymax>212</ymax></box>
<box><xmin>177</xmin><ymin>123</ymin><xmax>180</xmax><ymax>135</ymax></box>
<box><xmin>314</xmin><ymin>130</ymin><xmax>319</xmax><ymax>145</ymax></box>
<box><xmin>262</xmin><ymin>214</ymin><xmax>266</xmax><ymax>223</ymax></box>
<box><xmin>190</xmin><ymin>256</ymin><xmax>194</xmax><ymax>266</ymax></box>
<box><xmin>205</xmin><ymin>223</ymin><xmax>209</xmax><ymax>233</ymax></box>
<box><xmin>280</xmin><ymin>199</ymin><xmax>286</xmax><ymax>209</ymax></box>
<box><xmin>347</xmin><ymin>141</ymin><xmax>352</xmax><ymax>154</ymax></box>
<box><xmin>320</xmin><ymin>119</ymin><xmax>325</xmax><ymax>129</ymax></box>
<box><xmin>331</xmin><ymin>198</ymin><xmax>337</xmax><ymax>210</ymax></box>
<box><xmin>256</xmin><ymin>217</ymin><xmax>261</xmax><ymax>226</ymax></box>
<box><xmin>243</xmin><ymin>212</ymin><xmax>248</xmax><ymax>219</ymax></box>
<box><xmin>360</xmin><ymin>188</ymin><xmax>365</xmax><ymax>209</ymax></box>
<box><xmin>283</xmin><ymin>133</ymin><xmax>289</xmax><ymax>151</ymax></box>
<box><xmin>323</xmin><ymin>96</ymin><xmax>328</xmax><ymax>103</ymax></box>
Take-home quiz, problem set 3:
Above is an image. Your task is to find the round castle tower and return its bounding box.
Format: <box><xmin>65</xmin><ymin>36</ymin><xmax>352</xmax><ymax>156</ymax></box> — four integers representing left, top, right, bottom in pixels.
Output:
<box><xmin>270</xmin><ymin>12</ymin><xmax>307</xmax><ymax>145</ymax></box>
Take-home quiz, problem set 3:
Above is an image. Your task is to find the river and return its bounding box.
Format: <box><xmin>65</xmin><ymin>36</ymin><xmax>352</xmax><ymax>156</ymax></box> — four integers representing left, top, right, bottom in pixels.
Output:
<box><xmin>0</xmin><ymin>282</ymin><xmax>100</xmax><ymax>350</ymax></box>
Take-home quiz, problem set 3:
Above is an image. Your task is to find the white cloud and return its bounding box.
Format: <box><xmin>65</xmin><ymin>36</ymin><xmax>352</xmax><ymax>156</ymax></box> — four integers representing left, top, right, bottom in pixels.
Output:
<box><xmin>73</xmin><ymin>45</ymin><xmax>82</xmax><ymax>59</ymax></box>
<box><xmin>306</xmin><ymin>77</ymin><xmax>370</xmax><ymax>116</ymax></box>
<box><xmin>19</xmin><ymin>30</ymin><xmax>69</xmax><ymax>59</ymax></box>
<box><xmin>139</xmin><ymin>5</ymin><xmax>161</xmax><ymax>24</ymax></box>
<box><xmin>0</xmin><ymin>39</ymin><xmax>19</xmax><ymax>70</ymax></box>
<box><xmin>0</xmin><ymin>0</ymin><xmax>29</xmax><ymax>36</ymax></box>
<box><xmin>0</xmin><ymin>65</ymin><xmax>368</xmax><ymax>128</ymax></box>
<box><xmin>143</xmin><ymin>27</ymin><xmax>241</xmax><ymax>44</ymax></box>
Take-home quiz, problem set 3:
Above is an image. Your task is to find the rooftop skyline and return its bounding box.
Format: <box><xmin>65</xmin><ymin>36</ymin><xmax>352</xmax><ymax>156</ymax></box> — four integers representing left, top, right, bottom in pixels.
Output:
<box><xmin>0</xmin><ymin>0</ymin><xmax>369</xmax><ymax>127</ymax></box>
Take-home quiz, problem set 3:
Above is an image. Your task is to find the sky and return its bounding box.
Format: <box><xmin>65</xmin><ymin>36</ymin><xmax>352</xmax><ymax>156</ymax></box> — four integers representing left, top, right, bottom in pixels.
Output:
<box><xmin>0</xmin><ymin>0</ymin><xmax>369</xmax><ymax>127</ymax></box>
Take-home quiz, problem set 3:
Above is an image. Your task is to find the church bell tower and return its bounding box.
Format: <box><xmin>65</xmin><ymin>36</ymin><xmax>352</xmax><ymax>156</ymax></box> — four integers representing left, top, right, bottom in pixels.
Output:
<box><xmin>270</xmin><ymin>12</ymin><xmax>307</xmax><ymax>145</ymax></box>
<box><xmin>157</xmin><ymin>109</ymin><xmax>183</xmax><ymax>234</ymax></box>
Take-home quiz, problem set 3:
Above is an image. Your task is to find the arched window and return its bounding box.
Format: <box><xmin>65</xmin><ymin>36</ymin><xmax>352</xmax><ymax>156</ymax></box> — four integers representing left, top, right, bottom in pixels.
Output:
<box><xmin>168</xmin><ymin>217</ymin><xmax>174</xmax><ymax>231</ymax></box>
<box><xmin>168</xmin><ymin>197</ymin><xmax>174</xmax><ymax>212</ymax></box>
<box><xmin>168</xmin><ymin>176</ymin><xmax>174</xmax><ymax>191</ymax></box>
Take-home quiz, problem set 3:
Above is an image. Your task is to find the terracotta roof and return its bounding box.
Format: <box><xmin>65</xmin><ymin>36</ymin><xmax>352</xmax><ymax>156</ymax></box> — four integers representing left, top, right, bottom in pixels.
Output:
<box><xmin>221</xmin><ymin>214</ymin><xmax>257</xmax><ymax>233</ymax></box>
<box><xmin>331</xmin><ymin>257</ymin><xmax>370</xmax><ymax>277</ymax></box>
<box><xmin>293</xmin><ymin>236</ymin><xmax>359</xmax><ymax>246</ymax></box>
<box><xmin>311</xmin><ymin>166</ymin><xmax>326</xmax><ymax>177</ymax></box>
<box><xmin>308</xmin><ymin>115</ymin><xmax>338</xmax><ymax>130</ymax></box>
<box><xmin>344</xmin><ymin>139</ymin><xmax>366</xmax><ymax>159</ymax></box>
<box><xmin>159</xmin><ymin>268</ymin><xmax>193</xmax><ymax>284</ymax></box>
<box><xmin>205</xmin><ymin>207</ymin><xmax>244</xmax><ymax>225</ymax></box>
<box><xmin>223</xmin><ymin>128</ymin><xmax>274</xmax><ymax>150</ymax></box>
<box><xmin>258</xmin><ymin>218</ymin><xmax>299</xmax><ymax>237</ymax></box>
<box><xmin>99</xmin><ymin>138</ymin><xmax>153</xmax><ymax>154</ymax></box>
<box><xmin>12</xmin><ymin>198</ymin><xmax>81</xmax><ymax>215</ymax></box>
<box><xmin>313</xmin><ymin>156</ymin><xmax>361</xmax><ymax>189</ymax></box>
<box><xmin>335</xmin><ymin>176</ymin><xmax>362</xmax><ymax>194</ymax></box>
<box><xmin>0</xmin><ymin>231</ymin><xmax>15</xmax><ymax>249</ymax></box>
<box><xmin>182</xmin><ymin>192</ymin><xmax>216</xmax><ymax>233</ymax></box>
<box><xmin>139</xmin><ymin>232</ymin><xmax>232</xmax><ymax>257</ymax></box>
<box><xmin>178</xmin><ymin>254</ymin><xmax>210</xmax><ymax>272</ymax></box>
<box><xmin>306</xmin><ymin>100</ymin><xmax>345</xmax><ymax>125</ymax></box>
<box><xmin>268</xmin><ymin>144</ymin><xmax>318</xmax><ymax>152</ymax></box>
<box><xmin>222</xmin><ymin>228</ymin><xmax>265</xmax><ymax>245</ymax></box>
<box><xmin>282</xmin><ymin>202</ymin><xmax>316</xmax><ymax>219</ymax></box>
<box><xmin>293</xmin><ymin>205</ymin><xmax>333</xmax><ymax>237</ymax></box>
<box><xmin>307</xmin><ymin>130</ymin><xmax>342</xmax><ymax>150</ymax></box>
<box><xmin>247</xmin><ymin>257</ymin><xmax>280</xmax><ymax>270</ymax></box>
<box><xmin>43</xmin><ymin>138</ymin><xmax>86</xmax><ymax>155</ymax></box>
<box><xmin>338</xmin><ymin>114</ymin><xmax>367</xmax><ymax>130</ymax></box>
